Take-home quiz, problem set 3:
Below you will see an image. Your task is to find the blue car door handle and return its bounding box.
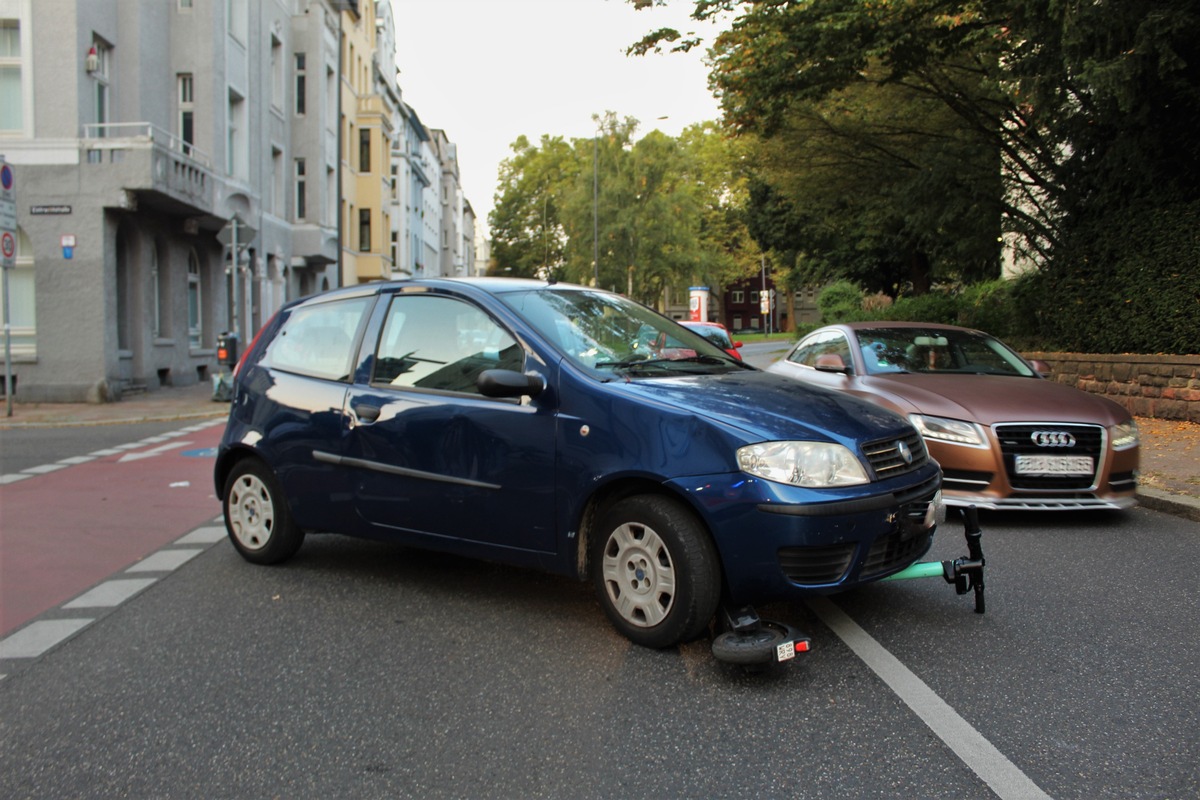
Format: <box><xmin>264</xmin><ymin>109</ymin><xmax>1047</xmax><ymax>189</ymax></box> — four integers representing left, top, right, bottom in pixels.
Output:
<box><xmin>352</xmin><ymin>402</ymin><xmax>381</xmax><ymax>423</ymax></box>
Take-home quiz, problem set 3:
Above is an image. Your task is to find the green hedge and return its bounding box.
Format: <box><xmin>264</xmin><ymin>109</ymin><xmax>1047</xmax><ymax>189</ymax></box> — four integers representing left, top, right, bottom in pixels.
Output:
<box><xmin>1015</xmin><ymin>202</ymin><xmax>1200</xmax><ymax>354</ymax></box>
<box><xmin>812</xmin><ymin>203</ymin><xmax>1199</xmax><ymax>355</ymax></box>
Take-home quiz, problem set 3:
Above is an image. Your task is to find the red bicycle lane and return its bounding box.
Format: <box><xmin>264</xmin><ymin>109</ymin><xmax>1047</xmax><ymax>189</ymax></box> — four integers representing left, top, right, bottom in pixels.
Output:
<box><xmin>0</xmin><ymin>424</ymin><xmax>226</xmax><ymax>636</ymax></box>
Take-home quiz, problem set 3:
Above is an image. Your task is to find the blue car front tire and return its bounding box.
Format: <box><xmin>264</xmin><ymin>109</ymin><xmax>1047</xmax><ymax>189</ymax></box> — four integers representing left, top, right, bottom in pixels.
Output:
<box><xmin>591</xmin><ymin>495</ymin><xmax>722</xmax><ymax>648</ymax></box>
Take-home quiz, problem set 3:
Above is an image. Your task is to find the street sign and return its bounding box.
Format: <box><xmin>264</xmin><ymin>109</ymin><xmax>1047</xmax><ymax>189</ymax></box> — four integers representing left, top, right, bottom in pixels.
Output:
<box><xmin>217</xmin><ymin>216</ymin><xmax>257</xmax><ymax>249</ymax></box>
<box><xmin>0</xmin><ymin>161</ymin><xmax>15</xmax><ymax>270</ymax></box>
<box><xmin>2</xmin><ymin>157</ymin><xmax>14</xmax><ymax>415</ymax></box>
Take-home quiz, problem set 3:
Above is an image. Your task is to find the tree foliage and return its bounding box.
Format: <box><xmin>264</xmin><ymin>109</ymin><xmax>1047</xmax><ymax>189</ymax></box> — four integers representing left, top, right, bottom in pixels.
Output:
<box><xmin>631</xmin><ymin>0</ymin><xmax>1200</xmax><ymax>255</ymax></box>
<box><xmin>626</xmin><ymin>0</ymin><xmax>1200</xmax><ymax>352</ymax></box>
<box><xmin>489</xmin><ymin>114</ymin><xmax>760</xmax><ymax>308</ymax></box>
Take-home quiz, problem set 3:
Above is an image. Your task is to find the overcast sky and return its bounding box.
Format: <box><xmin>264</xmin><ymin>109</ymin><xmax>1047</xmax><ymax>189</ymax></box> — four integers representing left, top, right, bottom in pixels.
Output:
<box><xmin>391</xmin><ymin>0</ymin><xmax>725</xmax><ymax>236</ymax></box>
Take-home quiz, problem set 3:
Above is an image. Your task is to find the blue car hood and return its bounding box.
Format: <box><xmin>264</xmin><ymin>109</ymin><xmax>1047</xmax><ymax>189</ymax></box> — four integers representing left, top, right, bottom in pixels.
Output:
<box><xmin>615</xmin><ymin>371</ymin><xmax>913</xmax><ymax>445</ymax></box>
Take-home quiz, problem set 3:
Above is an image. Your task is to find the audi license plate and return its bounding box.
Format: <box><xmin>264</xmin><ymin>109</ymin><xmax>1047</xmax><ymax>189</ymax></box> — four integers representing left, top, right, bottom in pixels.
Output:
<box><xmin>1015</xmin><ymin>455</ymin><xmax>1093</xmax><ymax>475</ymax></box>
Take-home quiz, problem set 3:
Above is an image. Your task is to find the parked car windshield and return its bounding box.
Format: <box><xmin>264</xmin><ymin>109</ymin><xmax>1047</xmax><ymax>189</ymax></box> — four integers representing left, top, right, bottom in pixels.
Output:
<box><xmin>500</xmin><ymin>287</ymin><xmax>744</xmax><ymax>377</ymax></box>
<box><xmin>856</xmin><ymin>327</ymin><xmax>1036</xmax><ymax>377</ymax></box>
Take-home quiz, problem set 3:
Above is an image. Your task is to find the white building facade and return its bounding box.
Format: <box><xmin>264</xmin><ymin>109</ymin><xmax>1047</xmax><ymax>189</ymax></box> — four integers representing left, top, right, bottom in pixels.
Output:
<box><xmin>0</xmin><ymin>0</ymin><xmax>474</xmax><ymax>402</ymax></box>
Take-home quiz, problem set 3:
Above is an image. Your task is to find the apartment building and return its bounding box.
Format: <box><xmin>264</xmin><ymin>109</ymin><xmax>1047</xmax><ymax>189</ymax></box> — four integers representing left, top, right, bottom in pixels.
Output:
<box><xmin>0</xmin><ymin>0</ymin><xmax>474</xmax><ymax>402</ymax></box>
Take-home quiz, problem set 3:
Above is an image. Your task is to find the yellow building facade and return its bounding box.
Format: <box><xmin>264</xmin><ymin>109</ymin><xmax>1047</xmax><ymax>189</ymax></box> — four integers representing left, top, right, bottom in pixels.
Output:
<box><xmin>339</xmin><ymin>1</ymin><xmax>393</xmax><ymax>284</ymax></box>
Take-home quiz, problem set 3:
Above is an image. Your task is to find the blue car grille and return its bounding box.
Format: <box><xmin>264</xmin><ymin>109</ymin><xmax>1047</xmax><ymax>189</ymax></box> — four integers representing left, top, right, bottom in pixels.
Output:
<box><xmin>777</xmin><ymin>475</ymin><xmax>939</xmax><ymax>586</ymax></box>
<box><xmin>860</xmin><ymin>527</ymin><xmax>934</xmax><ymax>579</ymax></box>
<box><xmin>863</xmin><ymin>431</ymin><xmax>929</xmax><ymax>480</ymax></box>
<box><xmin>778</xmin><ymin>543</ymin><xmax>856</xmax><ymax>585</ymax></box>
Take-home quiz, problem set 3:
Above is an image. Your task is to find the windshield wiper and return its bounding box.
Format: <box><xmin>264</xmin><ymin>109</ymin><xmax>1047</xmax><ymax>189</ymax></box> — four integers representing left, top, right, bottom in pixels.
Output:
<box><xmin>595</xmin><ymin>354</ymin><xmax>732</xmax><ymax>371</ymax></box>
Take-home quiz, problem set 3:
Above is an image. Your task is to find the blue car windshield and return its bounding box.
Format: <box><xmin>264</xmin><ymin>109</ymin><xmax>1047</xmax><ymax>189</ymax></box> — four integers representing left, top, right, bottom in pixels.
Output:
<box><xmin>856</xmin><ymin>327</ymin><xmax>1036</xmax><ymax>377</ymax></box>
<box><xmin>500</xmin><ymin>288</ymin><xmax>745</xmax><ymax>377</ymax></box>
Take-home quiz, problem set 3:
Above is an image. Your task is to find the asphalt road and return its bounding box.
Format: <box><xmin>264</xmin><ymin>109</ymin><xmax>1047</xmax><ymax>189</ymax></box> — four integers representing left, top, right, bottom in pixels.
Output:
<box><xmin>0</xmin><ymin>503</ymin><xmax>1196</xmax><ymax>799</ymax></box>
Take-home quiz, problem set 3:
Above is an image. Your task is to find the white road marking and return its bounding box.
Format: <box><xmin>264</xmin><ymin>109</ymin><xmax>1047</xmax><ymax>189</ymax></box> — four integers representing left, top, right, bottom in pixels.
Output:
<box><xmin>125</xmin><ymin>549</ymin><xmax>204</xmax><ymax>572</ymax></box>
<box><xmin>806</xmin><ymin>596</ymin><xmax>1052</xmax><ymax>800</ymax></box>
<box><xmin>116</xmin><ymin>441</ymin><xmax>192</xmax><ymax>463</ymax></box>
<box><xmin>63</xmin><ymin>578</ymin><xmax>159</xmax><ymax>609</ymax></box>
<box><xmin>176</xmin><ymin>526</ymin><xmax>227</xmax><ymax>545</ymax></box>
<box><xmin>20</xmin><ymin>463</ymin><xmax>68</xmax><ymax>475</ymax></box>
<box><xmin>0</xmin><ymin>473</ymin><xmax>32</xmax><ymax>484</ymax></box>
<box><xmin>0</xmin><ymin>619</ymin><xmax>93</xmax><ymax>659</ymax></box>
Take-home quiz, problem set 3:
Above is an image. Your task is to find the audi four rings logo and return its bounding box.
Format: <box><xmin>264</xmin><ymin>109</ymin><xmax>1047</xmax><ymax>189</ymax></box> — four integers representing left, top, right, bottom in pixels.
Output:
<box><xmin>1031</xmin><ymin>431</ymin><xmax>1076</xmax><ymax>447</ymax></box>
<box><xmin>896</xmin><ymin>440</ymin><xmax>913</xmax><ymax>464</ymax></box>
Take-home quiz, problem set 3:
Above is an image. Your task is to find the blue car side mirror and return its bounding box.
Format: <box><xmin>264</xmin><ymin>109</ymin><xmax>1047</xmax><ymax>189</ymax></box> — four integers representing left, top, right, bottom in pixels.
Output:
<box><xmin>477</xmin><ymin>368</ymin><xmax>545</xmax><ymax>398</ymax></box>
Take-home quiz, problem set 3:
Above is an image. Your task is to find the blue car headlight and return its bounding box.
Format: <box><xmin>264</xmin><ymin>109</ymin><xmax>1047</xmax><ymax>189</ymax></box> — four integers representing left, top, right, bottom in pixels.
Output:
<box><xmin>737</xmin><ymin>441</ymin><xmax>869</xmax><ymax>488</ymax></box>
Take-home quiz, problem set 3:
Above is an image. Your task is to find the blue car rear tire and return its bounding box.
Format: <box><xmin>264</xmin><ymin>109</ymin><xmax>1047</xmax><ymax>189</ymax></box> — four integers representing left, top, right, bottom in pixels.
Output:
<box><xmin>223</xmin><ymin>459</ymin><xmax>305</xmax><ymax>565</ymax></box>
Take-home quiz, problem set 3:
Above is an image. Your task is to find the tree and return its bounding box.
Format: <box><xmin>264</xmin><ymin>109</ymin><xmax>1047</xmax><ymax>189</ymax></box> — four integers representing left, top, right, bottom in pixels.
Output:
<box><xmin>488</xmin><ymin>134</ymin><xmax>579</xmax><ymax>279</ymax></box>
<box><xmin>629</xmin><ymin>0</ymin><xmax>1200</xmax><ymax>270</ymax></box>
<box><xmin>745</xmin><ymin>67</ymin><xmax>1002</xmax><ymax>296</ymax></box>
<box><xmin>491</xmin><ymin>114</ymin><xmax>769</xmax><ymax>311</ymax></box>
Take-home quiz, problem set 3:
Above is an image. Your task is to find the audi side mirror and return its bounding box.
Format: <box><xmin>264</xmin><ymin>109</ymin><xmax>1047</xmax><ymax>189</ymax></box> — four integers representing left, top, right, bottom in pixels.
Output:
<box><xmin>814</xmin><ymin>354</ymin><xmax>850</xmax><ymax>374</ymax></box>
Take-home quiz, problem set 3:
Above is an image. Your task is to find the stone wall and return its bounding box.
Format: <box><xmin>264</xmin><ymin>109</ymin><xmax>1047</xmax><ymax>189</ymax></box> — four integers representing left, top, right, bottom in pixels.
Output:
<box><xmin>1024</xmin><ymin>353</ymin><xmax>1200</xmax><ymax>423</ymax></box>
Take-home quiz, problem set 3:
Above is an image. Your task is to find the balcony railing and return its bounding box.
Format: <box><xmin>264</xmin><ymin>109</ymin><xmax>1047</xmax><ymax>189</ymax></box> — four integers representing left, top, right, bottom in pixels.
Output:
<box><xmin>81</xmin><ymin>122</ymin><xmax>213</xmax><ymax>170</ymax></box>
<box><xmin>80</xmin><ymin>121</ymin><xmax>213</xmax><ymax>212</ymax></box>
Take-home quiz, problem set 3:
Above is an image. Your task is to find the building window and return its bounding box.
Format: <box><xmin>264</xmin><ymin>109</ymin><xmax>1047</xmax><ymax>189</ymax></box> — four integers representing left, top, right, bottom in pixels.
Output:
<box><xmin>228</xmin><ymin>90</ymin><xmax>246</xmax><ymax>178</ymax></box>
<box><xmin>270</xmin><ymin>33</ymin><xmax>283</xmax><ymax>111</ymax></box>
<box><xmin>178</xmin><ymin>0</ymin><xmax>193</xmax><ymax>9</ymax></box>
<box><xmin>326</xmin><ymin>165</ymin><xmax>335</xmax><ymax>227</ymax></box>
<box><xmin>359</xmin><ymin>128</ymin><xmax>370</xmax><ymax>173</ymax></box>
<box><xmin>178</xmin><ymin>73</ymin><xmax>194</xmax><ymax>155</ymax></box>
<box><xmin>294</xmin><ymin>53</ymin><xmax>306</xmax><ymax>115</ymax></box>
<box><xmin>0</xmin><ymin>20</ymin><xmax>22</xmax><ymax>132</ymax></box>
<box><xmin>731</xmin><ymin>290</ymin><xmax>744</xmax><ymax>305</ymax></box>
<box><xmin>359</xmin><ymin>209</ymin><xmax>371</xmax><ymax>252</ymax></box>
<box><xmin>271</xmin><ymin>146</ymin><xmax>283</xmax><ymax>216</ymax></box>
<box><xmin>228</xmin><ymin>0</ymin><xmax>247</xmax><ymax>44</ymax></box>
<box><xmin>750</xmin><ymin>290</ymin><xmax>760</xmax><ymax>307</ymax></box>
<box><xmin>91</xmin><ymin>38</ymin><xmax>111</xmax><ymax>129</ymax></box>
<box><xmin>150</xmin><ymin>245</ymin><xmax>161</xmax><ymax>337</ymax></box>
<box><xmin>0</xmin><ymin>229</ymin><xmax>36</xmax><ymax>357</ymax></box>
<box><xmin>295</xmin><ymin>158</ymin><xmax>306</xmax><ymax>221</ymax></box>
<box><xmin>325</xmin><ymin>65</ymin><xmax>336</xmax><ymax>129</ymax></box>
<box><xmin>187</xmin><ymin>249</ymin><xmax>202</xmax><ymax>349</ymax></box>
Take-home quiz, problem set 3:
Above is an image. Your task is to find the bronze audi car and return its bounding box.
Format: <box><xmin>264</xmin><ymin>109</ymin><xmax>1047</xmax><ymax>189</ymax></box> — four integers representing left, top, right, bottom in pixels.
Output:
<box><xmin>767</xmin><ymin>322</ymin><xmax>1140</xmax><ymax>511</ymax></box>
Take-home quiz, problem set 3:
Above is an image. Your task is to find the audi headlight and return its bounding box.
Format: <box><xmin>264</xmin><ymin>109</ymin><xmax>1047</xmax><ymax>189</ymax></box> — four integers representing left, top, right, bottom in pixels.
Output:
<box><xmin>909</xmin><ymin>414</ymin><xmax>988</xmax><ymax>448</ymax></box>
<box><xmin>1111</xmin><ymin>419</ymin><xmax>1139</xmax><ymax>450</ymax></box>
<box><xmin>737</xmin><ymin>441</ymin><xmax>869</xmax><ymax>488</ymax></box>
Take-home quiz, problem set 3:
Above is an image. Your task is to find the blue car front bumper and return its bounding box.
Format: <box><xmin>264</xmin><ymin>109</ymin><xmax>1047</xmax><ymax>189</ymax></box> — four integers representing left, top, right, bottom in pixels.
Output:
<box><xmin>669</xmin><ymin>464</ymin><xmax>943</xmax><ymax>605</ymax></box>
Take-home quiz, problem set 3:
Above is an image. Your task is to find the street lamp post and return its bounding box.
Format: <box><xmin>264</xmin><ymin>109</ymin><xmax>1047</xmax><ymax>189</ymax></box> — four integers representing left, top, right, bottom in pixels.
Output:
<box><xmin>593</xmin><ymin>131</ymin><xmax>599</xmax><ymax>287</ymax></box>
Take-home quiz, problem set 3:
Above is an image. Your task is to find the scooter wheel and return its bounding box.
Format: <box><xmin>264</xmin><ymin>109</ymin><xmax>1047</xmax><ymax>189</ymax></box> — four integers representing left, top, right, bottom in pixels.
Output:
<box><xmin>711</xmin><ymin>620</ymin><xmax>796</xmax><ymax>665</ymax></box>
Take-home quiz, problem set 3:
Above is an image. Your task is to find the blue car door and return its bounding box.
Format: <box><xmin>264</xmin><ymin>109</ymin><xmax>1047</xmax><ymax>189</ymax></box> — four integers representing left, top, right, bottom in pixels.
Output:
<box><xmin>340</xmin><ymin>291</ymin><xmax>558</xmax><ymax>558</ymax></box>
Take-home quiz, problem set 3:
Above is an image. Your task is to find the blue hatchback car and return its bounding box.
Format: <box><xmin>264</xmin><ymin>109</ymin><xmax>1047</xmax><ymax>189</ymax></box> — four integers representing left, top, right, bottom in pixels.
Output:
<box><xmin>215</xmin><ymin>279</ymin><xmax>942</xmax><ymax>649</ymax></box>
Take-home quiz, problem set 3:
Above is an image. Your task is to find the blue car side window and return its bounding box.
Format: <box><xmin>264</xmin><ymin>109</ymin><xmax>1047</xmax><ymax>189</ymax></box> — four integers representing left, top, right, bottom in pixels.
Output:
<box><xmin>372</xmin><ymin>294</ymin><xmax>522</xmax><ymax>394</ymax></box>
<box><xmin>263</xmin><ymin>296</ymin><xmax>370</xmax><ymax>381</ymax></box>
